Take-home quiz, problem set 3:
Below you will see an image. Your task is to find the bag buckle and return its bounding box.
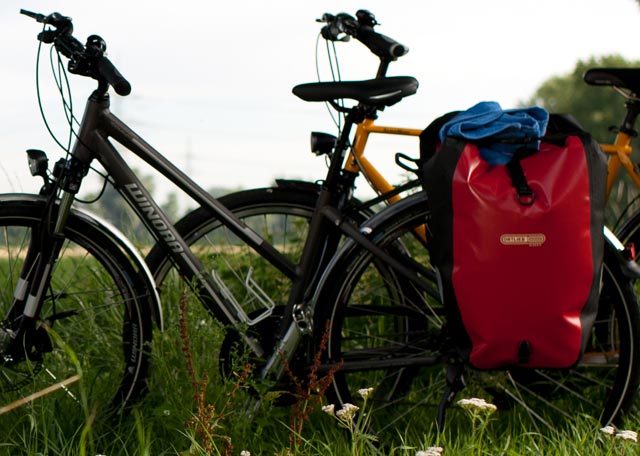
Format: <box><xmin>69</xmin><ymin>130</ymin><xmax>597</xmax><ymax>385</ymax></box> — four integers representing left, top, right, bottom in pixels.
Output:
<box><xmin>516</xmin><ymin>188</ymin><xmax>535</xmax><ymax>206</ymax></box>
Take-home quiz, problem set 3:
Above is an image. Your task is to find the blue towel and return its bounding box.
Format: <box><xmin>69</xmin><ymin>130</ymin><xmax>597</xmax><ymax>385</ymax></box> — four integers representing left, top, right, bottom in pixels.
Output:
<box><xmin>439</xmin><ymin>101</ymin><xmax>549</xmax><ymax>165</ymax></box>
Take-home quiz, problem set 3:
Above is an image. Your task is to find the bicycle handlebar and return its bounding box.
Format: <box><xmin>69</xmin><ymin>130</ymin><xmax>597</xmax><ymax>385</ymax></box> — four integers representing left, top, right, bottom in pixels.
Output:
<box><xmin>318</xmin><ymin>10</ymin><xmax>409</xmax><ymax>62</ymax></box>
<box><xmin>20</xmin><ymin>9</ymin><xmax>131</xmax><ymax>96</ymax></box>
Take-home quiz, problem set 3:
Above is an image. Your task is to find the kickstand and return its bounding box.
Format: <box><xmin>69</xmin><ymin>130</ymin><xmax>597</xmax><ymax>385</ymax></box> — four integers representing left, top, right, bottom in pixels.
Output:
<box><xmin>436</xmin><ymin>362</ymin><xmax>466</xmax><ymax>432</ymax></box>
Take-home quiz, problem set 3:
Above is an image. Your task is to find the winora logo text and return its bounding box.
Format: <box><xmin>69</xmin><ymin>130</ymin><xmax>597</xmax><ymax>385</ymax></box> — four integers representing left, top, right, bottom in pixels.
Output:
<box><xmin>125</xmin><ymin>183</ymin><xmax>184</xmax><ymax>253</ymax></box>
<box><xmin>499</xmin><ymin>233</ymin><xmax>546</xmax><ymax>247</ymax></box>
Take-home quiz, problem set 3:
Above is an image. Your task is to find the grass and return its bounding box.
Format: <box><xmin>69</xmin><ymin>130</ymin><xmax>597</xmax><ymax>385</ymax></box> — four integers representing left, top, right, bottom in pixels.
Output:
<box><xmin>0</xmin><ymin>369</ymin><xmax>637</xmax><ymax>456</ymax></box>
<box><xmin>0</xmin><ymin>285</ymin><xmax>638</xmax><ymax>456</ymax></box>
<box><xmin>0</xmin><ymin>226</ymin><xmax>639</xmax><ymax>454</ymax></box>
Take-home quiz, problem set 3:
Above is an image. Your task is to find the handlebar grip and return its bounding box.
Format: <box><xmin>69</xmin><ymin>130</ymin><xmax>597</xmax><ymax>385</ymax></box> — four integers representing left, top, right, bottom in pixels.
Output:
<box><xmin>356</xmin><ymin>26</ymin><xmax>408</xmax><ymax>61</ymax></box>
<box><xmin>97</xmin><ymin>57</ymin><xmax>131</xmax><ymax>96</ymax></box>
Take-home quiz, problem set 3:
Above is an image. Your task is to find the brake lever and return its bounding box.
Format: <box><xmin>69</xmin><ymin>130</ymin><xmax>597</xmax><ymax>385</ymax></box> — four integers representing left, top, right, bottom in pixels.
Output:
<box><xmin>43</xmin><ymin>12</ymin><xmax>72</xmax><ymax>29</ymax></box>
<box><xmin>318</xmin><ymin>12</ymin><xmax>357</xmax><ymax>42</ymax></box>
<box><xmin>21</xmin><ymin>10</ymin><xmax>74</xmax><ymax>44</ymax></box>
<box><xmin>317</xmin><ymin>13</ymin><xmax>335</xmax><ymax>24</ymax></box>
<box><xmin>320</xmin><ymin>24</ymin><xmax>350</xmax><ymax>42</ymax></box>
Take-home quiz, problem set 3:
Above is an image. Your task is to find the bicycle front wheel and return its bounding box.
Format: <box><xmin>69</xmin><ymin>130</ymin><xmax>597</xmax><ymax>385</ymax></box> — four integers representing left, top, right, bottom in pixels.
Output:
<box><xmin>313</xmin><ymin>192</ymin><xmax>640</xmax><ymax>439</ymax></box>
<box><xmin>0</xmin><ymin>197</ymin><xmax>153</xmax><ymax>421</ymax></box>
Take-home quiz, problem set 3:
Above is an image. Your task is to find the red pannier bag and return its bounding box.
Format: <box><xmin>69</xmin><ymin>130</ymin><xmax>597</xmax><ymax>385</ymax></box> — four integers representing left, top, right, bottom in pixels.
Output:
<box><xmin>422</xmin><ymin>114</ymin><xmax>607</xmax><ymax>369</ymax></box>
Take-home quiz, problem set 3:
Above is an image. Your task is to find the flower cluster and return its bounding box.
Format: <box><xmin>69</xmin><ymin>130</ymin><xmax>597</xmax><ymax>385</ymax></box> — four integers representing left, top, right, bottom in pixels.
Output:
<box><xmin>457</xmin><ymin>398</ymin><xmax>497</xmax><ymax>413</ymax></box>
<box><xmin>321</xmin><ymin>390</ymin><xmax>378</xmax><ymax>452</ymax></box>
<box><xmin>416</xmin><ymin>446</ymin><xmax>444</xmax><ymax>456</ymax></box>
<box><xmin>357</xmin><ymin>387</ymin><xmax>374</xmax><ymax>400</ymax></box>
<box><xmin>616</xmin><ymin>430</ymin><xmax>639</xmax><ymax>442</ymax></box>
<box><xmin>321</xmin><ymin>404</ymin><xmax>335</xmax><ymax>415</ymax></box>
<box><xmin>322</xmin><ymin>402</ymin><xmax>361</xmax><ymax>422</ymax></box>
<box><xmin>335</xmin><ymin>403</ymin><xmax>360</xmax><ymax>423</ymax></box>
<box><xmin>600</xmin><ymin>425</ymin><xmax>616</xmax><ymax>436</ymax></box>
<box><xmin>600</xmin><ymin>425</ymin><xmax>638</xmax><ymax>443</ymax></box>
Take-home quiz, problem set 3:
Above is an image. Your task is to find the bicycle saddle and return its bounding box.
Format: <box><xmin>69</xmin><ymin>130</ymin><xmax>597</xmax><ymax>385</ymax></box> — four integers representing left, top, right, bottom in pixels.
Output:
<box><xmin>292</xmin><ymin>76</ymin><xmax>418</xmax><ymax>107</ymax></box>
<box><xmin>584</xmin><ymin>68</ymin><xmax>640</xmax><ymax>96</ymax></box>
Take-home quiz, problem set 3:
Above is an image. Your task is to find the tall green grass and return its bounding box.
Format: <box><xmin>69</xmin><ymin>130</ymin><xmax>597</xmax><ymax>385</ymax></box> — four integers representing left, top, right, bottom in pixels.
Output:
<box><xmin>0</xmin><ymin>236</ymin><xmax>638</xmax><ymax>454</ymax></box>
<box><xmin>0</xmin><ymin>284</ymin><xmax>638</xmax><ymax>456</ymax></box>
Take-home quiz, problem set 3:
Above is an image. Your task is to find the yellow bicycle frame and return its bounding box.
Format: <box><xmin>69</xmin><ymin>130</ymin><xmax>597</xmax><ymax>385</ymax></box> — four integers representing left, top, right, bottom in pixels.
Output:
<box><xmin>600</xmin><ymin>130</ymin><xmax>640</xmax><ymax>200</ymax></box>
<box><xmin>344</xmin><ymin>118</ymin><xmax>422</xmax><ymax>203</ymax></box>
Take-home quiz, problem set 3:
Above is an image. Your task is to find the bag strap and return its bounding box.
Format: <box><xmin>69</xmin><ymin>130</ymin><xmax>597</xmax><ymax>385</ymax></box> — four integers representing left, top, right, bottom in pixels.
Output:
<box><xmin>506</xmin><ymin>147</ymin><xmax>537</xmax><ymax>206</ymax></box>
<box><xmin>504</xmin><ymin>114</ymin><xmax>587</xmax><ymax>206</ymax></box>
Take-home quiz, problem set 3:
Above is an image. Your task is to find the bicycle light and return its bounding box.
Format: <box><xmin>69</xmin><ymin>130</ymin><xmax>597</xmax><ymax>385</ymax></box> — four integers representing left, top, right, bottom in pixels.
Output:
<box><xmin>310</xmin><ymin>132</ymin><xmax>337</xmax><ymax>157</ymax></box>
<box><xmin>26</xmin><ymin>149</ymin><xmax>48</xmax><ymax>178</ymax></box>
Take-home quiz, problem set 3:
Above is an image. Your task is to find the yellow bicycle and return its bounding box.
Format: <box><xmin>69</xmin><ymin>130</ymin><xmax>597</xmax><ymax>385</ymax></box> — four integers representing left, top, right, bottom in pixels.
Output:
<box><xmin>584</xmin><ymin>68</ymin><xmax>640</xmax><ymax>256</ymax></box>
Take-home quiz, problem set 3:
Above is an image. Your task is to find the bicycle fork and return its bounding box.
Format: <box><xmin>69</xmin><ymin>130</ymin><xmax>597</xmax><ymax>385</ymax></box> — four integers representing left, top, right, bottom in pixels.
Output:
<box><xmin>1</xmin><ymin>154</ymin><xmax>79</xmax><ymax>365</ymax></box>
<box><xmin>3</xmin><ymin>222</ymin><xmax>64</xmax><ymax>364</ymax></box>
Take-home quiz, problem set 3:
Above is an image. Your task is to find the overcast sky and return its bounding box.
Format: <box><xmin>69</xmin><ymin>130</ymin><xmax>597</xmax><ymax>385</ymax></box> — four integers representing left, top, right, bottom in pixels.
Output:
<box><xmin>2</xmin><ymin>0</ymin><xmax>640</xmax><ymax>205</ymax></box>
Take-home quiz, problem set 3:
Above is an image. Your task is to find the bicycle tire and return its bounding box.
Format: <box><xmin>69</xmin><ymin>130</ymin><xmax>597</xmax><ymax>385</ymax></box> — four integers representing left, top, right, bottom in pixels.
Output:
<box><xmin>0</xmin><ymin>197</ymin><xmax>153</xmax><ymax>416</ymax></box>
<box><xmin>312</xmin><ymin>191</ymin><xmax>640</xmax><ymax>439</ymax></box>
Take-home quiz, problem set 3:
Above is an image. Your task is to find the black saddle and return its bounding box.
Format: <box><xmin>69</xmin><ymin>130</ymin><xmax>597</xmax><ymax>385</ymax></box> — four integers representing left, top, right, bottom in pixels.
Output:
<box><xmin>292</xmin><ymin>76</ymin><xmax>418</xmax><ymax>107</ymax></box>
<box><xmin>584</xmin><ymin>68</ymin><xmax>640</xmax><ymax>96</ymax></box>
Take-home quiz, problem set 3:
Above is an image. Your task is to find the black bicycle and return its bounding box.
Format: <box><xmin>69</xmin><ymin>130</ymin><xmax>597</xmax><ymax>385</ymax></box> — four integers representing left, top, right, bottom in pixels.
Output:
<box><xmin>0</xmin><ymin>9</ymin><xmax>637</xmax><ymax>439</ymax></box>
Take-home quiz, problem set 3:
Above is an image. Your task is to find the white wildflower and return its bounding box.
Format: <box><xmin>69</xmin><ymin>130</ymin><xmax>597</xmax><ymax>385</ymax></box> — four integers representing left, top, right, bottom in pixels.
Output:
<box><xmin>357</xmin><ymin>387</ymin><xmax>374</xmax><ymax>400</ymax></box>
<box><xmin>615</xmin><ymin>430</ymin><xmax>638</xmax><ymax>442</ymax></box>
<box><xmin>321</xmin><ymin>404</ymin><xmax>335</xmax><ymax>415</ymax></box>
<box><xmin>335</xmin><ymin>403</ymin><xmax>359</xmax><ymax>422</ymax></box>
<box><xmin>457</xmin><ymin>397</ymin><xmax>497</xmax><ymax>413</ymax></box>
<box><xmin>416</xmin><ymin>446</ymin><xmax>444</xmax><ymax>456</ymax></box>
<box><xmin>240</xmin><ymin>451</ymin><xmax>251</xmax><ymax>456</ymax></box>
<box><xmin>600</xmin><ymin>425</ymin><xmax>616</xmax><ymax>436</ymax></box>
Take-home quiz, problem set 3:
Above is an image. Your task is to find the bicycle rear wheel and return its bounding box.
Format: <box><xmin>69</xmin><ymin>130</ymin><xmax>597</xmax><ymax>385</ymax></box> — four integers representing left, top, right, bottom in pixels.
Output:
<box><xmin>313</xmin><ymin>192</ymin><xmax>640</xmax><ymax>440</ymax></box>
<box><xmin>0</xmin><ymin>198</ymin><xmax>153</xmax><ymax>419</ymax></box>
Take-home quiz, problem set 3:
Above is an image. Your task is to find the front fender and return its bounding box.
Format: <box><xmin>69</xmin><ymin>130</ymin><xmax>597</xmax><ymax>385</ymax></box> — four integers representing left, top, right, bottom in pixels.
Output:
<box><xmin>0</xmin><ymin>193</ymin><xmax>164</xmax><ymax>330</ymax></box>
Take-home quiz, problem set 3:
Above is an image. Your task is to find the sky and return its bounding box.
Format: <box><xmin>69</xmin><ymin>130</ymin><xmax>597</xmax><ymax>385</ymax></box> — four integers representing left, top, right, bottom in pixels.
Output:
<box><xmin>2</xmin><ymin>0</ymin><xmax>640</xmax><ymax>206</ymax></box>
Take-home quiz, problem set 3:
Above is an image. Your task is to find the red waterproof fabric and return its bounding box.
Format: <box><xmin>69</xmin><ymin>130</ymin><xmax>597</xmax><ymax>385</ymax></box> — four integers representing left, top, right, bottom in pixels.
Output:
<box><xmin>451</xmin><ymin>137</ymin><xmax>593</xmax><ymax>369</ymax></box>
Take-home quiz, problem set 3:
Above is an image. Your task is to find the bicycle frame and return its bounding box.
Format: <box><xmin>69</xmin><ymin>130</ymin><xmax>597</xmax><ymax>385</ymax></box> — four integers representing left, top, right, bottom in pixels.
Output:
<box><xmin>23</xmin><ymin>88</ymin><xmax>434</xmax><ymax>381</ymax></box>
<box><xmin>600</xmin><ymin>131</ymin><xmax>639</xmax><ymax>199</ymax></box>
<box><xmin>346</xmin><ymin>118</ymin><xmax>422</xmax><ymax>204</ymax></box>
